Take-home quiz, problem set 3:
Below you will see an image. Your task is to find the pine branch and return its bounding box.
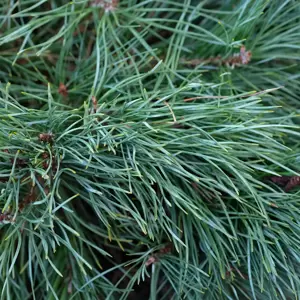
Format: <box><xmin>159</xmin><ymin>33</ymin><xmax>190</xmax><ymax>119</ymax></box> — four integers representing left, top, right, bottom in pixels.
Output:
<box><xmin>0</xmin><ymin>0</ymin><xmax>300</xmax><ymax>299</ymax></box>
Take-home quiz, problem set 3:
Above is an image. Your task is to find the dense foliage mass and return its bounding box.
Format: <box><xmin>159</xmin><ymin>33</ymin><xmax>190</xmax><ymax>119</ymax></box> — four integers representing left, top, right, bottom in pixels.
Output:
<box><xmin>0</xmin><ymin>1</ymin><xmax>300</xmax><ymax>299</ymax></box>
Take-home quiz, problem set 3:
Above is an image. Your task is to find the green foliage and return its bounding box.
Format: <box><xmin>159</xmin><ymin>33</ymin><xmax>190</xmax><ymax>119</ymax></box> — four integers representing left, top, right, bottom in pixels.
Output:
<box><xmin>0</xmin><ymin>0</ymin><xmax>300</xmax><ymax>299</ymax></box>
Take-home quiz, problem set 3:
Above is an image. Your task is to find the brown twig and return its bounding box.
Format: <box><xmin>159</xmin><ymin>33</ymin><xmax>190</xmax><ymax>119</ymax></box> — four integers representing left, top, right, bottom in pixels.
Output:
<box><xmin>172</xmin><ymin>122</ymin><xmax>190</xmax><ymax>129</ymax></box>
<box><xmin>92</xmin><ymin>96</ymin><xmax>98</xmax><ymax>114</ymax></box>
<box><xmin>145</xmin><ymin>255</ymin><xmax>158</xmax><ymax>267</ymax></box>
<box><xmin>266</xmin><ymin>175</ymin><xmax>300</xmax><ymax>192</ymax></box>
<box><xmin>41</xmin><ymin>152</ymin><xmax>57</xmax><ymax>173</ymax></box>
<box><xmin>58</xmin><ymin>83</ymin><xmax>68</xmax><ymax>98</ymax></box>
<box><xmin>145</xmin><ymin>243</ymin><xmax>173</xmax><ymax>267</ymax></box>
<box><xmin>182</xmin><ymin>45</ymin><xmax>252</xmax><ymax>68</ymax></box>
<box><xmin>19</xmin><ymin>185</ymin><xmax>36</xmax><ymax>212</ymax></box>
<box><xmin>285</xmin><ymin>176</ymin><xmax>300</xmax><ymax>192</ymax></box>
<box><xmin>39</xmin><ymin>133</ymin><xmax>55</xmax><ymax>144</ymax></box>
